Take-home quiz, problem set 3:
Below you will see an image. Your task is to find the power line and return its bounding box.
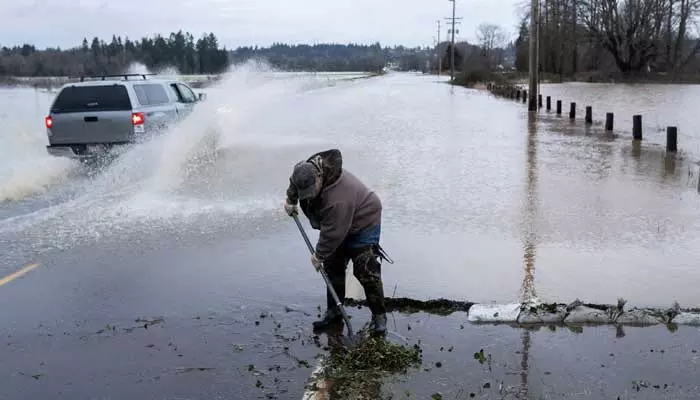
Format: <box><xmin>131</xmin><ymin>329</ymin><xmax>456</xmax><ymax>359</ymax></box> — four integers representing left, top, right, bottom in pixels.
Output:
<box><xmin>446</xmin><ymin>0</ymin><xmax>462</xmax><ymax>81</ymax></box>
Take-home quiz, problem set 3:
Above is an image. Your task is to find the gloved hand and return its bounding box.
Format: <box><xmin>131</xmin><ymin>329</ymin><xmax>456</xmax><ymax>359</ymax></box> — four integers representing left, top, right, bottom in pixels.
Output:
<box><xmin>311</xmin><ymin>253</ymin><xmax>322</xmax><ymax>272</ymax></box>
<box><xmin>284</xmin><ymin>199</ymin><xmax>297</xmax><ymax>216</ymax></box>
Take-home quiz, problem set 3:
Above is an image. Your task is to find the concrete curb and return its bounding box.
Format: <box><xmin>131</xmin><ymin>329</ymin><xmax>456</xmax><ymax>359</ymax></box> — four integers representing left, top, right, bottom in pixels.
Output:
<box><xmin>300</xmin><ymin>298</ymin><xmax>700</xmax><ymax>399</ymax></box>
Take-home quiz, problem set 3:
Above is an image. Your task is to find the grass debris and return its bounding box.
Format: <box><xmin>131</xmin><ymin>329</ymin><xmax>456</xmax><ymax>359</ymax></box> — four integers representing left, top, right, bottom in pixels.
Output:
<box><xmin>344</xmin><ymin>297</ymin><xmax>473</xmax><ymax>316</ymax></box>
<box><xmin>313</xmin><ymin>336</ymin><xmax>423</xmax><ymax>398</ymax></box>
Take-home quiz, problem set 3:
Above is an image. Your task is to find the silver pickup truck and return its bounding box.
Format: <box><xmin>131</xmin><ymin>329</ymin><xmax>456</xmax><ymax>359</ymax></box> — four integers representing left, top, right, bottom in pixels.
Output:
<box><xmin>44</xmin><ymin>74</ymin><xmax>206</xmax><ymax>159</ymax></box>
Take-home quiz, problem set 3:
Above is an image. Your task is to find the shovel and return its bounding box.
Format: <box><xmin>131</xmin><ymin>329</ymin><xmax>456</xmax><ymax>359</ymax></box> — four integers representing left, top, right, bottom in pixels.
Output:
<box><xmin>291</xmin><ymin>212</ymin><xmax>359</xmax><ymax>348</ymax></box>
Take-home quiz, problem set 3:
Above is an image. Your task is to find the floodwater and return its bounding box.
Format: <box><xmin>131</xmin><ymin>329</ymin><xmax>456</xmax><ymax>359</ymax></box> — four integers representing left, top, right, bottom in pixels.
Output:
<box><xmin>1</xmin><ymin>66</ymin><xmax>700</xmax><ymax>308</ymax></box>
<box><xmin>3</xmin><ymin>65</ymin><xmax>700</xmax><ymax>399</ymax></box>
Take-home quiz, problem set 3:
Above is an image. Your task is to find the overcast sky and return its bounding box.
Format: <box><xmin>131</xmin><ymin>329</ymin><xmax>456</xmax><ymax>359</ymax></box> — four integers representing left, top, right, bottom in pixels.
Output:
<box><xmin>2</xmin><ymin>0</ymin><xmax>527</xmax><ymax>49</ymax></box>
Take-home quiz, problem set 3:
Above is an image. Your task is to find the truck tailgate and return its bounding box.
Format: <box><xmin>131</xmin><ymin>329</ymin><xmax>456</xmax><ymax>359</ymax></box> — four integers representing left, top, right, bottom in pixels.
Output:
<box><xmin>50</xmin><ymin>111</ymin><xmax>134</xmax><ymax>144</ymax></box>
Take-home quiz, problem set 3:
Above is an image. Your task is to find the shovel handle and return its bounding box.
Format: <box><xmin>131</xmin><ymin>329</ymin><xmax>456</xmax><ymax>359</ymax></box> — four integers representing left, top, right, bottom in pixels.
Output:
<box><xmin>291</xmin><ymin>212</ymin><xmax>355</xmax><ymax>340</ymax></box>
<box><xmin>292</xmin><ymin>212</ymin><xmax>315</xmax><ymax>254</ymax></box>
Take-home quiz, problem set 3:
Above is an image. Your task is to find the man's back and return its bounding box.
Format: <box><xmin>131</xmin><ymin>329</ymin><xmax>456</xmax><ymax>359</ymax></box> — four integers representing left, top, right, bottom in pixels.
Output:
<box><xmin>318</xmin><ymin>168</ymin><xmax>382</xmax><ymax>237</ymax></box>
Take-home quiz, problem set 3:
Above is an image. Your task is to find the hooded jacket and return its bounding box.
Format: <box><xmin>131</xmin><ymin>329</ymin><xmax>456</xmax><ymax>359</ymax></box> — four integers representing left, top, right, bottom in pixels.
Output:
<box><xmin>286</xmin><ymin>149</ymin><xmax>382</xmax><ymax>261</ymax></box>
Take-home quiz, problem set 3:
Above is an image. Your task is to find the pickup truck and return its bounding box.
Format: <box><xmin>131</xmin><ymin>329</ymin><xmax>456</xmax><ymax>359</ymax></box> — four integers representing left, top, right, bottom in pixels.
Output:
<box><xmin>44</xmin><ymin>73</ymin><xmax>206</xmax><ymax>159</ymax></box>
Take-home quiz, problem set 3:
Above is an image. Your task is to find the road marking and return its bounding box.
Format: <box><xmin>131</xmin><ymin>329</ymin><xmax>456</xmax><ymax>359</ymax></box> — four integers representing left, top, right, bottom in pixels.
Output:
<box><xmin>0</xmin><ymin>263</ymin><xmax>41</xmax><ymax>287</ymax></box>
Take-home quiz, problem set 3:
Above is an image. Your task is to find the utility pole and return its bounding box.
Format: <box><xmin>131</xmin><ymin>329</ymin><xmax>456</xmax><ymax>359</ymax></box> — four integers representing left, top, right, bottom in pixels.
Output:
<box><xmin>450</xmin><ymin>0</ymin><xmax>455</xmax><ymax>80</ymax></box>
<box><xmin>436</xmin><ymin>20</ymin><xmax>442</xmax><ymax>76</ymax></box>
<box><xmin>448</xmin><ymin>0</ymin><xmax>456</xmax><ymax>80</ymax></box>
<box><xmin>528</xmin><ymin>0</ymin><xmax>539</xmax><ymax>111</ymax></box>
<box><xmin>445</xmin><ymin>0</ymin><xmax>462</xmax><ymax>81</ymax></box>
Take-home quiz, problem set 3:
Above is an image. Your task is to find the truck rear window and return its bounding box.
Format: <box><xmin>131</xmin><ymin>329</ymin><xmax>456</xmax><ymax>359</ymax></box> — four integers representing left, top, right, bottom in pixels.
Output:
<box><xmin>51</xmin><ymin>85</ymin><xmax>132</xmax><ymax>113</ymax></box>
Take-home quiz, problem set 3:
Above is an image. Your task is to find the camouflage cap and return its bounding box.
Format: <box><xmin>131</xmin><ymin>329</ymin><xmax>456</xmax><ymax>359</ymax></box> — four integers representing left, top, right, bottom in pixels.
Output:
<box><xmin>291</xmin><ymin>161</ymin><xmax>319</xmax><ymax>200</ymax></box>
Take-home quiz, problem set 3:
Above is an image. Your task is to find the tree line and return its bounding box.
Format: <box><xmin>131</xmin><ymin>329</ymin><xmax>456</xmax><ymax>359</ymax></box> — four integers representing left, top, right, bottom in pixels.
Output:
<box><xmin>0</xmin><ymin>31</ymin><xmax>230</xmax><ymax>77</ymax></box>
<box><xmin>0</xmin><ymin>32</ymin><xmax>449</xmax><ymax>77</ymax></box>
<box><xmin>230</xmin><ymin>43</ymin><xmax>441</xmax><ymax>72</ymax></box>
<box><xmin>512</xmin><ymin>0</ymin><xmax>700</xmax><ymax>80</ymax></box>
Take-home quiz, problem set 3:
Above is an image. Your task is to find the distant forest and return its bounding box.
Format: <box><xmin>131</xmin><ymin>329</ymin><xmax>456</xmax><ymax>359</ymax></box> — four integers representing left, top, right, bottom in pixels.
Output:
<box><xmin>7</xmin><ymin>0</ymin><xmax>699</xmax><ymax>84</ymax></box>
<box><xmin>0</xmin><ymin>31</ymin><xmax>230</xmax><ymax>77</ymax></box>
<box><xmin>0</xmin><ymin>31</ymin><xmax>446</xmax><ymax>78</ymax></box>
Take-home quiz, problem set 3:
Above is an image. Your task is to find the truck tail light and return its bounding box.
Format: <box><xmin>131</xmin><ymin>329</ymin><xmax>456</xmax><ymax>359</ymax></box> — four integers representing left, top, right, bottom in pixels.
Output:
<box><xmin>131</xmin><ymin>112</ymin><xmax>145</xmax><ymax>126</ymax></box>
<box><xmin>45</xmin><ymin>116</ymin><xmax>53</xmax><ymax>129</ymax></box>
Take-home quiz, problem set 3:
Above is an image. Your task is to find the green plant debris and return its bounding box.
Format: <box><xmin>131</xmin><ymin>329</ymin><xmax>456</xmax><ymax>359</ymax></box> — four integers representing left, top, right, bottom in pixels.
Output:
<box><xmin>175</xmin><ymin>367</ymin><xmax>214</xmax><ymax>374</ymax></box>
<box><xmin>313</xmin><ymin>336</ymin><xmax>423</xmax><ymax>398</ymax></box>
<box><xmin>534</xmin><ymin>303</ymin><xmax>559</xmax><ymax>313</ymax></box>
<box><xmin>135</xmin><ymin>317</ymin><xmax>165</xmax><ymax>329</ymax></box>
<box><xmin>96</xmin><ymin>324</ymin><xmax>116</xmax><ymax>334</ymax></box>
<box><xmin>344</xmin><ymin>297</ymin><xmax>473</xmax><ymax>316</ymax></box>
<box><xmin>567</xmin><ymin>325</ymin><xmax>584</xmax><ymax>334</ymax></box>
<box><xmin>431</xmin><ymin>393</ymin><xmax>443</xmax><ymax>400</ymax></box>
<box><xmin>19</xmin><ymin>372</ymin><xmax>43</xmax><ymax>380</ymax></box>
<box><xmin>474</xmin><ymin>349</ymin><xmax>487</xmax><ymax>364</ymax></box>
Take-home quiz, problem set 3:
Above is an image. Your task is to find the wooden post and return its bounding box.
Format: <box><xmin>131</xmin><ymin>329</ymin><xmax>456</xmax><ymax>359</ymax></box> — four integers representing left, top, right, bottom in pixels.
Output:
<box><xmin>546</xmin><ymin>96</ymin><xmax>551</xmax><ymax>111</ymax></box>
<box><xmin>605</xmin><ymin>113</ymin><xmax>614</xmax><ymax>131</ymax></box>
<box><xmin>556</xmin><ymin>100</ymin><xmax>562</xmax><ymax>115</ymax></box>
<box><xmin>538</xmin><ymin>94</ymin><xmax>542</xmax><ymax>108</ymax></box>
<box><xmin>522</xmin><ymin>90</ymin><xmax>527</xmax><ymax>103</ymax></box>
<box><xmin>667</xmin><ymin>127</ymin><xmax>678</xmax><ymax>152</ymax></box>
<box><xmin>633</xmin><ymin>115</ymin><xmax>642</xmax><ymax>140</ymax></box>
<box><xmin>569</xmin><ymin>102</ymin><xmax>576</xmax><ymax>119</ymax></box>
<box><xmin>517</xmin><ymin>90</ymin><xmax>521</xmax><ymax>101</ymax></box>
<box><xmin>585</xmin><ymin>106</ymin><xmax>592</xmax><ymax>124</ymax></box>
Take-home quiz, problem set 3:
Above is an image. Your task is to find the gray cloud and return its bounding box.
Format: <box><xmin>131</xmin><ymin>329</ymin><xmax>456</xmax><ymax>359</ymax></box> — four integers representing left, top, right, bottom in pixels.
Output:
<box><xmin>2</xmin><ymin>0</ymin><xmax>523</xmax><ymax>49</ymax></box>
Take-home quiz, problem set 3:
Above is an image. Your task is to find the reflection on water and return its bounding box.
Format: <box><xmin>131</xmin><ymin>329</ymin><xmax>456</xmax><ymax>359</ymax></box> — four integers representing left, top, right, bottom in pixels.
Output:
<box><xmin>518</xmin><ymin>329</ymin><xmax>531</xmax><ymax>399</ymax></box>
<box><xmin>518</xmin><ymin>113</ymin><xmax>539</xmax><ymax>399</ymax></box>
<box><xmin>521</xmin><ymin>113</ymin><xmax>539</xmax><ymax>303</ymax></box>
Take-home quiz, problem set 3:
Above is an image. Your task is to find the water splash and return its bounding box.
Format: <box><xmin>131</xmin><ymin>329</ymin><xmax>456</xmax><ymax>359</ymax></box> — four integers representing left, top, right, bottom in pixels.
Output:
<box><xmin>0</xmin><ymin>60</ymin><xmax>350</xmax><ymax>254</ymax></box>
<box><xmin>0</xmin><ymin>112</ymin><xmax>79</xmax><ymax>202</ymax></box>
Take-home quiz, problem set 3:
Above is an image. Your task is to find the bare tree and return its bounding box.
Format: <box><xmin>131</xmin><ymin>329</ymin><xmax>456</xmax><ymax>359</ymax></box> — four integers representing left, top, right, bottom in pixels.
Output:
<box><xmin>476</xmin><ymin>23</ymin><xmax>507</xmax><ymax>67</ymax></box>
<box><xmin>514</xmin><ymin>0</ymin><xmax>700</xmax><ymax>78</ymax></box>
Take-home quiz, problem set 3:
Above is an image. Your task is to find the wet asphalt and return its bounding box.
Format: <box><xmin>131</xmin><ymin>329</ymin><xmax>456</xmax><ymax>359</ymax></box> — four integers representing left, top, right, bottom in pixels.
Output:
<box><xmin>3</xmin><ymin>221</ymin><xmax>700</xmax><ymax>400</ymax></box>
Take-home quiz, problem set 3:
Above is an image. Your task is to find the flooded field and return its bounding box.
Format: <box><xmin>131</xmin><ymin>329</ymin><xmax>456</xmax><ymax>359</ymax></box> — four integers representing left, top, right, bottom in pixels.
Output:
<box><xmin>1</xmin><ymin>66</ymin><xmax>700</xmax><ymax>399</ymax></box>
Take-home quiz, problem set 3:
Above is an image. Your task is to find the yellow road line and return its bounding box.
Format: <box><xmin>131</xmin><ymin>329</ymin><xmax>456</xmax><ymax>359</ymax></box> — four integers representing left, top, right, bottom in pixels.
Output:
<box><xmin>0</xmin><ymin>263</ymin><xmax>41</xmax><ymax>287</ymax></box>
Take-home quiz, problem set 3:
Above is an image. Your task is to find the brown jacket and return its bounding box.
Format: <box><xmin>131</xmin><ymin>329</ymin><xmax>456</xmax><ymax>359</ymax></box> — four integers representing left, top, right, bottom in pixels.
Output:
<box><xmin>286</xmin><ymin>149</ymin><xmax>382</xmax><ymax>260</ymax></box>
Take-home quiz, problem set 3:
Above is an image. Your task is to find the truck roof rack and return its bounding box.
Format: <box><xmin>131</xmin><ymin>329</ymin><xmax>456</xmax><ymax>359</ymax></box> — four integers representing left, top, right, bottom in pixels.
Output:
<box><xmin>78</xmin><ymin>73</ymin><xmax>158</xmax><ymax>82</ymax></box>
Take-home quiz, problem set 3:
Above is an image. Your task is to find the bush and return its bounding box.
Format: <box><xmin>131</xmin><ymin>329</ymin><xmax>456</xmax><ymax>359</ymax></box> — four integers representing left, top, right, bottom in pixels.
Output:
<box><xmin>452</xmin><ymin>68</ymin><xmax>511</xmax><ymax>87</ymax></box>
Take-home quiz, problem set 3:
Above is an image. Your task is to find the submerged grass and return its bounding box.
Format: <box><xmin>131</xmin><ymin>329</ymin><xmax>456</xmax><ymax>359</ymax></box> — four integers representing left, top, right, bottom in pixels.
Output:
<box><xmin>311</xmin><ymin>336</ymin><xmax>423</xmax><ymax>399</ymax></box>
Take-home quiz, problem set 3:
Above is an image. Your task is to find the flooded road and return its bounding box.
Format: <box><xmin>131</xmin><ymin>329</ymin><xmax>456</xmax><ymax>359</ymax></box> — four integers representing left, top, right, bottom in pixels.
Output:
<box><xmin>1</xmin><ymin>67</ymin><xmax>700</xmax><ymax>399</ymax></box>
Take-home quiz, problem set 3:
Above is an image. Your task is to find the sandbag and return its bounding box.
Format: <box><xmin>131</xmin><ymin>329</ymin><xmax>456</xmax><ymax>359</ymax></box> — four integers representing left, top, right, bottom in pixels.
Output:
<box><xmin>467</xmin><ymin>303</ymin><xmax>521</xmax><ymax>323</ymax></box>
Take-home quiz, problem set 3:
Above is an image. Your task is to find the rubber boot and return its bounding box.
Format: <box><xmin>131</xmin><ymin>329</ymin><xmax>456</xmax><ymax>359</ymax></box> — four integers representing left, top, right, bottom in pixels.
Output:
<box><xmin>312</xmin><ymin>308</ymin><xmax>343</xmax><ymax>331</ymax></box>
<box><xmin>370</xmin><ymin>313</ymin><xmax>387</xmax><ymax>337</ymax></box>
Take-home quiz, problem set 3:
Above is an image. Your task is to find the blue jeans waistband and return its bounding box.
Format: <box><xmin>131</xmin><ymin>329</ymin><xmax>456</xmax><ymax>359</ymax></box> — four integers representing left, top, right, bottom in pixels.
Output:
<box><xmin>346</xmin><ymin>224</ymin><xmax>381</xmax><ymax>248</ymax></box>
